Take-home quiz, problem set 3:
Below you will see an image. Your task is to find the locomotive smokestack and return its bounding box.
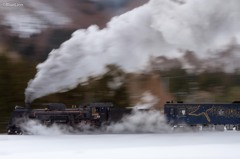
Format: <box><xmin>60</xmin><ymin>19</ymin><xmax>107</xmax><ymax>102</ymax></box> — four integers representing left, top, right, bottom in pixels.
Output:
<box><xmin>25</xmin><ymin>89</ymin><xmax>35</xmax><ymax>104</ymax></box>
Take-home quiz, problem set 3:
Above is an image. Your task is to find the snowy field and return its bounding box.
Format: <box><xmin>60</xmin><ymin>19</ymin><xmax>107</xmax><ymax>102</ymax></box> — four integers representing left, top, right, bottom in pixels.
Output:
<box><xmin>0</xmin><ymin>132</ymin><xmax>240</xmax><ymax>159</ymax></box>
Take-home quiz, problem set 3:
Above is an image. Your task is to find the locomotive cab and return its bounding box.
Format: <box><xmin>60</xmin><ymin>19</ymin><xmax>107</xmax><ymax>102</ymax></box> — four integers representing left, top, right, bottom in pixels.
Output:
<box><xmin>85</xmin><ymin>103</ymin><xmax>113</xmax><ymax>125</ymax></box>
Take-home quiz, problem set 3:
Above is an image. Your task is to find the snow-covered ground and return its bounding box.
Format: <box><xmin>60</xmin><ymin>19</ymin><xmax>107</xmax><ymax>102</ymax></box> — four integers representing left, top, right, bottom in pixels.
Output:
<box><xmin>0</xmin><ymin>132</ymin><xmax>240</xmax><ymax>159</ymax></box>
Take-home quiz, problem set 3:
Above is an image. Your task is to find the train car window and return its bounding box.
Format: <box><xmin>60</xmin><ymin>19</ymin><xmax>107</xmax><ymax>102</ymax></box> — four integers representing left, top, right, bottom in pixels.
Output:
<box><xmin>211</xmin><ymin>107</ymin><xmax>217</xmax><ymax>115</ymax></box>
<box><xmin>178</xmin><ymin>108</ymin><xmax>186</xmax><ymax>117</ymax></box>
<box><xmin>182</xmin><ymin>109</ymin><xmax>186</xmax><ymax>115</ymax></box>
<box><xmin>230</xmin><ymin>109</ymin><xmax>237</xmax><ymax>117</ymax></box>
<box><xmin>170</xmin><ymin>108</ymin><xmax>174</xmax><ymax>115</ymax></box>
<box><xmin>218</xmin><ymin>109</ymin><xmax>224</xmax><ymax>116</ymax></box>
<box><xmin>92</xmin><ymin>107</ymin><xmax>96</xmax><ymax>113</ymax></box>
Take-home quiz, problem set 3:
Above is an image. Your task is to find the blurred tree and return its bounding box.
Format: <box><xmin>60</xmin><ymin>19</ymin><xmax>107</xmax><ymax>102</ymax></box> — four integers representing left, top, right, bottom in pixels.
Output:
<box><xmin>158</xmin><ymin>68</ymin><xmax>190</xmax><ymax>101</ymax></box>
<box><xmin>225</xmin><ymin>87</ymin><xmax>240</xmax><ymax>102</ymax></box>
<box><xmin>198</xmin><ymin>71</ymin><xmax>229</xmax><ymax>91</ymax></box>
<box><xmin>0</xmin><ymin>55</ymin><xmax>37</xmax><ymax>132</ymax></box>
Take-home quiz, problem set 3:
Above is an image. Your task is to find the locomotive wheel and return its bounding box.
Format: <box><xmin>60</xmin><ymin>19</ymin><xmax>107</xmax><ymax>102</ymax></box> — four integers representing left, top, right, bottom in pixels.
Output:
<box><xmin>14</xmin><ymin>130</ymin><xmax>23</xmax><ymax>135</ymax></box>
<box><xmin>8</xmin><ymin>130</ymin><xmax>22</xmax><ymax>135</ymax></box>
<box><xmin>215</xmin><ymin>125</ymin><xmax>225</xmax><ymax>131</ymax></box>
<box><xmin>235</xmin><ymin>125</ymin><xmax>240</xmax><ymax>131</ymax></box>
<box><xmin>226</xmin><ymin>125</ymin><xmax>234</xmax><ymax>130</ymax></box>
<box><xmin>172</xmin><ymin>125</ymin><xmax>186</xmax><ymax>132</ymax></box>
<box><xmin>190</xmin><ymin>125</ymin><xmax>200</xmax><ymax>131</ymax></box>
<box><xmin>202</xmin><ymin>125</ymin><xmax>214</xmax><ymax>131</ymax></box>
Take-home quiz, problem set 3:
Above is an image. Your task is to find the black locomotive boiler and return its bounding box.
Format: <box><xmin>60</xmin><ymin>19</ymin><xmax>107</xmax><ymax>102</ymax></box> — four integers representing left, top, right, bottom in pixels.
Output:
<box><xmin>7</xmin><ymin>103</ymin><xmax>132</xmax><ymax>134</ymax></box>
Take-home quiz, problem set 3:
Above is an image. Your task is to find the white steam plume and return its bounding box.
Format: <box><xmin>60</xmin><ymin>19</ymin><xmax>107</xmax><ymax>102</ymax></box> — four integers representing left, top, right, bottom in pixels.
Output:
<box><xmin>106</xmin><ymin>110</ymin><xmax>171</xmax><ymax>133</ymax></box>
<box><xmin>135</xmin><ymin>91</ymin><xmax>159</xmax><ymax>109</ymax></box>
<box><xmin>20</xmin><ymin>120</ymin><xmax>94</xmax><ymax>135</ymax></box>
<box><xmin>106</xmin><ymin>92</ymin><xmax>168</xmax><ymax>133</ymax></box>
<box><xmin>25</xmin><ymin>0</ymin><xmax>240</xmax><ymax>102</ymax></box>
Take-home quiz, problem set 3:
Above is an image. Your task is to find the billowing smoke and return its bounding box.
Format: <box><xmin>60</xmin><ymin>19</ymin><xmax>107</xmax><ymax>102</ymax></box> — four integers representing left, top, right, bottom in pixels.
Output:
<box><xmin>106</xmin><ymin>92</ymin><xmax>169</xmax><ymax>133</ymax></box>
<box><xmin>20</xmin><ymin>120</ymin><xmax>93</xmax><ymax>135</ymax></box>
<box><xmin>25</xmin><ymin>0</ymin><xmax>240</xmax><ymax>102</ymax></box>
<box><xmin>135</xmin><ymin>91</ymin><xmax>159</xmax><ymax>109</ymax></box>
<box><xmin>106</xmin><ymin>109</ymin><xmax>171</xmax><ymax>133</ymax></box>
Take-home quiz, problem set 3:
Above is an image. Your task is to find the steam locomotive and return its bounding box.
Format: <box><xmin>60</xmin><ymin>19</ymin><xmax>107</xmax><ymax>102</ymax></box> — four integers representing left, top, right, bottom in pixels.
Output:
<box><xmin>7</xmin><ymin>103</ymin><xmax>132</xmax><ymax>135</ymax></box>
<box><xmin>7</xmin><ymin>101</ymin><xmax>240</xmax><ymax>134</ymax></box>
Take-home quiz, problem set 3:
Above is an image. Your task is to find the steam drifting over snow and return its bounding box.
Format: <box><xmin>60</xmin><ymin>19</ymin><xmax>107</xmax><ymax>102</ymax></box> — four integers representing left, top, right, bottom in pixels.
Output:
<box><xmin>106</xmin><ymin>110</ymin><xmax>171</xmax><ymax>133</ymax></box>
<box><xmin>25</xmin><ymin>0</ymin><xmax>240</xmax><ymax>102</ymax></box>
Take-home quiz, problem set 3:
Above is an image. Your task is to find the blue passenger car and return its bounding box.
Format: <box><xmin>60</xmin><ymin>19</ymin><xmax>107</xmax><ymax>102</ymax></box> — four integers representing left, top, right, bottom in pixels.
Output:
<box><xmin>164</xmin><ymin>102</ymin><xmax>240</xmax><ymax>130</ymax></box>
